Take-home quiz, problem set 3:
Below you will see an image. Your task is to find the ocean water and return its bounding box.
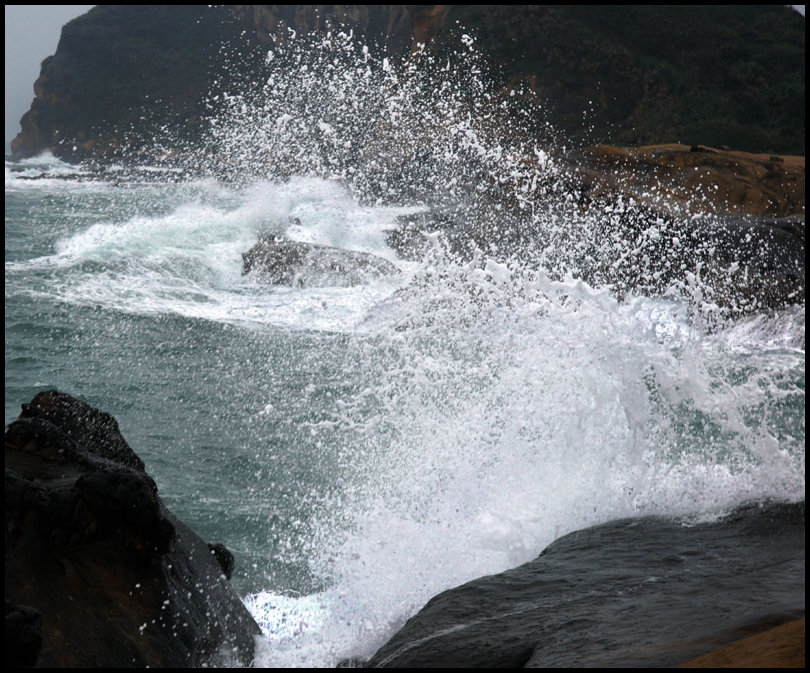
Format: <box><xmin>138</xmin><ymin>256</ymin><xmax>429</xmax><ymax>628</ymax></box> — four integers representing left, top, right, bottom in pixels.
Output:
<box><xmin>4</xmin><ymin>33</ymin><xmax>805</xmax><ymax>667</ymax></box>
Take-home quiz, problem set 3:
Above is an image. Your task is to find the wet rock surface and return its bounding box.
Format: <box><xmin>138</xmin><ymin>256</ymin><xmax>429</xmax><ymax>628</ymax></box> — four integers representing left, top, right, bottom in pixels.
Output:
<box><xmin>364</xmin><ymin>501</ymin><xmax>804</xmax><ymax>668</ymax></box>
<box><xmin>679</xmin><ymin>617</ymin><xmax>805</xmax><ymax>668</ymax></box>
<box><xmin>4</xmin><ymin>390</ymin><xmax>262</xmax><ymax>667</ymax></box>
<box><xmin>242</xmin><ymin>236</ymin><xmax>400</xmax><ymax>287</ymax></box>
<box><xmin>687</xmin><ymin>215</ymin><xmax>805</xmax><ymax>312</ymax></box>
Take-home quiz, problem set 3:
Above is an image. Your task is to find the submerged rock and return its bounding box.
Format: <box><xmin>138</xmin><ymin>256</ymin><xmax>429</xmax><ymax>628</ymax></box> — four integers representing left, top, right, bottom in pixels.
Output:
<box><xmin>364</xmin><ymin>501</ymin><xmax>804</xmax><ymax>668</ymax></box>
<box><xmin>4</xmin><ymin>390</ymin><xmax>262</xmax><ymax>667</ymax></box>
<box><xmin>242</xmin><ymin>236</ymin><xmax>400</xmax><ymax>287</ymax></box>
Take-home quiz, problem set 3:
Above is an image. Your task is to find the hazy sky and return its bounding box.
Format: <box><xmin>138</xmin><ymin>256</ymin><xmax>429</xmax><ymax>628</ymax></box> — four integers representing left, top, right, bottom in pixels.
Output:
<box><xmin>5</xmin><ymin>5</ymin><xmax>95</xmax><ymax>148</ymax></box>
<box><xmin>4</xmin><ymin>5</ymin><xmax>805</xmax><ymax>150</ymax></box>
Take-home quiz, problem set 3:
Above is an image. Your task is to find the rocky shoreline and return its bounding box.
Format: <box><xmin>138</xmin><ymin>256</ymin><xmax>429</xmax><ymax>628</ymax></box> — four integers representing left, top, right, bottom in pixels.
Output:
<box><xmin>383</xmin><ymin>144</ymin><xmax>804</xmax><ymax>317</ymax></box>
<box><xmin>567</xmin><ymin>144</ymin><xmax>804</xmax><ymax>219</ymax></box>
<box><xmin>6</xmin><ymin>393</ymin><xmax>804</xmax><ymax>668</ymax></box>
<box><xmin>5</xmin><ymin>146</ymin><xmax>806</xmax><ymax>668</ymax></box>
<box><xmin>564</xmin><ymin>144</ymin><xmax>805</xmax><ymax>314</ymax></box>
<box><xmin>5</xmin><ymin>5</ymin><xmax>804</xmax><ymax>667</ymax></box>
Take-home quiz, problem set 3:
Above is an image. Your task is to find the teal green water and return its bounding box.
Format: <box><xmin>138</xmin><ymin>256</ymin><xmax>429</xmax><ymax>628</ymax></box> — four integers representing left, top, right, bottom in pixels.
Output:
<box><xmin>5</xmin><ymin>33</ymin><xmax>806</xmax><ymax>665</ymax></box>
<box><xmin>5</xmin><ymin>156</ymin><xmax>804</xmax><ymax>666</ymax></box>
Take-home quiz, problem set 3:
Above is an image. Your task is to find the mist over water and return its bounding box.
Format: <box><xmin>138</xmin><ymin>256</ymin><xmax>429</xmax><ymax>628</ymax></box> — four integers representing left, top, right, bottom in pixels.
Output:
<box><xmin>5</xmin><ymin>31</ymin><xmax>804</xmax><ymax>667</ymax></box>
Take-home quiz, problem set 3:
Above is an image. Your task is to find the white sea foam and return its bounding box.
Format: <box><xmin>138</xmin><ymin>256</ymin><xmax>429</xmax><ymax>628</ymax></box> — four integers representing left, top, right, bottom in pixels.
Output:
<box><xmin>235</xmin><ymin>263</ymin><xmax>802</xmax><ymax>667</ymax></box>
<box><xmin>5</xmin><ymin>30</ymin><xmax>803</xmax><ymax>669</ymax></box>
<box><xmin>7</xmin><ymin>175</ymin><xmax>417</xmax><ymax>333</ymax></box>
<box><xmin>248</xmin><ymin>266</ymin><xmax>802</xmax><ymax>667</ymax></box>
<box><xmin>5</xmin><ymin>152</ymin><xmax>96</xmax><ymax>190</ymax></box>
<box><xmin>186</xmin><ymin>32</ymin><xmax>802</xmax><ymax>667</ymax></box>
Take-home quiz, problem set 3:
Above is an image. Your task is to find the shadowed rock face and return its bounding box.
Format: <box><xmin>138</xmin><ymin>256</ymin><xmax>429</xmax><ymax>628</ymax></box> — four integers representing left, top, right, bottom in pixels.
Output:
<box><xmin>231</xmin><ymin>5</ymin><xmax>417</xmax><ymax>53</ymax></box>
<box><xmin>4</xmin><ymin>390</ymin><xmax>262</xmax><ymax>668</ymax></box>
<box><xmin>385</xmin><ymin>145</ymin><xmax>805</xmax><ymax>316</ymax></box>
<box><xmin>242</xmin><ymin>236</ymin><xmax>400</xmax><ymax>287</ymax></box>
<box><xmin>363</xmin><ymin>501</ymin><xmax>804</xmax><ymax>668</ymax></box>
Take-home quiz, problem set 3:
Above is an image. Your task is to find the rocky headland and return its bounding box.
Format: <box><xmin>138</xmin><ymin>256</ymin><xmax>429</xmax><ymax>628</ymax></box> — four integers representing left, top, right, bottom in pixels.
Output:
<box><xmin>4</xmin><ymin>391</ymin><xmax>262</xmax><ymax>667</ymax></box>
<box><xmin>568</xmin><ymin>145</ymin><xmax>805</xmax><ymax>312</ymax></box>
<box><xmin>10</xmin><ymin>6</ymin><xmax>804</xmax><ymax>161</ymax></box>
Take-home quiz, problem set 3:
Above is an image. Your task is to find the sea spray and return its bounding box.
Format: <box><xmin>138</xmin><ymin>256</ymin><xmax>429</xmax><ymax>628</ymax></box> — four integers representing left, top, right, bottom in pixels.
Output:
<box><xmin>180</xmin><ymin>32</ymin><xmax>803</xmax><ymax>666</ymax></box>
<box><xmin>179</xmin><ymin>29</ymin><xmax>782</xmax><ymax>324</ymax></box>
<box><xmin>4</xmin><ymin>29</ymin><xmax>804</xmax><ymax>669</ymax></box>
<box><xmin>240</xmin><ymin>258</ymin><xmax>803</xmax><ymax>665</ymax></box>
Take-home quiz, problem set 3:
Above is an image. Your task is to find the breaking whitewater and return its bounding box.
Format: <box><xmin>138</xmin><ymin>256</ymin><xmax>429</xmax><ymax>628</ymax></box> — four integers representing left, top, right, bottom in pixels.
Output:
<box><xmin>5</xmin><ymin>33</ymin><xmax>804</xmax><ymax>667</ymax></box>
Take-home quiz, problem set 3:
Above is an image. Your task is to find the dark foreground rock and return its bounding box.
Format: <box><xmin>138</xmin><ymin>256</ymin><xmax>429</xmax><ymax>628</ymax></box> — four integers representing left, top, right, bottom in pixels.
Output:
<box><xmin>364</xmin><ymin>501</ymin><xmax>804</xmax><ymax>668</ymax></box>
<box><xmin>242</xmin><ymin>236</ymin><xmax>400</xmax><ymax>287</ymax></box>
<box><xmin>4</xmin><ymin>390</ymin><xmax>262</xmax><ymax>667</ymax></box>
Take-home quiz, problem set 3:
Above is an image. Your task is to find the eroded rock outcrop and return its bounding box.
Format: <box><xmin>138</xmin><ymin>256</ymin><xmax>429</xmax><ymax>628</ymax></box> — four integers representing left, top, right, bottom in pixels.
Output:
<box><xmin>679</xmin><ymin>617</ymin><xmax>805</xmax><ymax>668</ymax></box>
<box><xmin>570</xmin><ymin>144</ymin><xmax>805</xmax><ymax>219</ymax></box>
<box><xmin>385</xmin><ymin>145</ymin><xmax>805</xmax><ymax>315</ymax></box>
<box><xmin>568</xmin><ymin>144</ymin><xmax>806</xmax><ymax>312</ymax></box>
<box><xmin>4</xmin><ymin>390</ymin><xmax>262</xmax><ymax>667</ymax></box>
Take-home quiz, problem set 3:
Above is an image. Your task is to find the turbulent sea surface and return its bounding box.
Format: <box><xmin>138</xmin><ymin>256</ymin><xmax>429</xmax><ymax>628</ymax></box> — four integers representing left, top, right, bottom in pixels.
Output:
<box><xmin>4</xmin><ymin>34</ymin><xmax>805</xmax><ymax>667</ymax></box>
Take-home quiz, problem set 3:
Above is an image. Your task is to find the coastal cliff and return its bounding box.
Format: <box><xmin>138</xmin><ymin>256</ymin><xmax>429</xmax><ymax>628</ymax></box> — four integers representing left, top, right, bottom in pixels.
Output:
<box><xmin>11</xmin><ymin>5</ymin><xmax>253</xmax><ymax>161</ymax></box>
<box><xmin>10</xmin><ymin>5</ymin><xmax>805</xmax><ymax>161</ymax></box>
